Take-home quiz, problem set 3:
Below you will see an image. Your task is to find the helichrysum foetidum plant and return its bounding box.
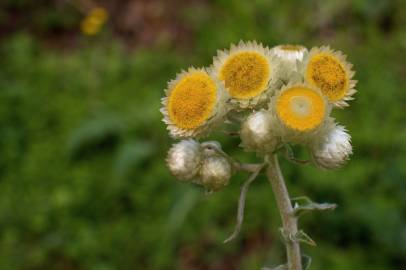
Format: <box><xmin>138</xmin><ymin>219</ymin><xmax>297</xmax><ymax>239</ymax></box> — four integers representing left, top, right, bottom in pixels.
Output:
<box><xmin>161</xmin><ymin>41</ymin><xmax>356</xmax><ymax>270</ymax></box>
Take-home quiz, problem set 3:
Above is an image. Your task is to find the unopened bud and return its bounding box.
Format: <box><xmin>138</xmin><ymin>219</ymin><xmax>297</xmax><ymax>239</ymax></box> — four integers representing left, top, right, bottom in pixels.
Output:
<box><xmin>167</xmin><ymin>139</ymin><xmax>202</xmax><ymax>181</ymax></box>
<box><xmin>240</xmin><ymin>110</ymin><xmax>278</xmax><ymax>154</ymax></box>
<box><xmin>200</xmin><ymin>156</ymin><xmax>232</xmax><ymax>191</ymax></box>
<box><xmin>311</xmin><ymin>124</ymin><xmax>352</xmax><ymax>169</ymax></box>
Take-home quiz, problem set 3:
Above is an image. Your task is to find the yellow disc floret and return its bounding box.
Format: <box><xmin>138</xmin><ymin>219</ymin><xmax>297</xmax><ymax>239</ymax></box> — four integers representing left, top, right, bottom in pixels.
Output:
<box><xmin>306</xmin><ymin>53</ymin><xmax>349</xmax><ymax>101</ymax></box>
<box><xmin>167</xmin><ymin>72</ymin><xmax>217</xmax><ymax>130</ymax></box>
<box><xmin>219</xmin><ymin>52</ymin><xmax>271</xmax><ymax>99</ymax></box>
<box><xmin>276</xmin><ymin>86</ymin><xmax>326</xmax><ymax>131</ymax></box>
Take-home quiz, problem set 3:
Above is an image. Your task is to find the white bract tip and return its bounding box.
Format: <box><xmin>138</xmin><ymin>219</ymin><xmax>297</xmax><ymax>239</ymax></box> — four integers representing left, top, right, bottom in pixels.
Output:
<box><xmin>272</xmin><ymin>44</ymin><xmax>307</xmax><ymax>63</ymax></box>
<box><xmin>167</xmin><ymin>139</ymin><xmax>202</xmax><ymax>181</ymax></box>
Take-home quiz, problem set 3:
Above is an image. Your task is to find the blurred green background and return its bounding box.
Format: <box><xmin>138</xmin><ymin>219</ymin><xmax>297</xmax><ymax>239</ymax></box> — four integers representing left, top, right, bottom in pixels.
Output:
<box><xmin>0</xmin><ymin>0</ymin><xmax>405</xmax><ymax>269</ymax></box>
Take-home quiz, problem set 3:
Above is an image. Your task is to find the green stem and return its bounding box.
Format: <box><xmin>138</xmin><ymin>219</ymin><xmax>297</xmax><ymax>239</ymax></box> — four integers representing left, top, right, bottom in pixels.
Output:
<box><xmin>267</xmin><ymin>154</ymin><xmax>302</xmax><ymax>270</ymax></box>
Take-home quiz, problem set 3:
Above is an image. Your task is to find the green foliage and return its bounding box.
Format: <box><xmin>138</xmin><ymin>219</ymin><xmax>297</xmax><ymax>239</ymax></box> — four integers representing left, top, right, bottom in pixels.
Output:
<box><xmin>0</xmin><ymin>1</ymin><xmax>405</xmax><ymax>269</ymax></box>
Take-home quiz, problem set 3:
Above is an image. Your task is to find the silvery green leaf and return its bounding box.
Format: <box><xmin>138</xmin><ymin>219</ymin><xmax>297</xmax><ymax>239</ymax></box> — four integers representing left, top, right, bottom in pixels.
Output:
<box><xmin>294</xmin><ymin>230</ymin><xmax>317</xmax><ymax>246</ymax></box>
<box><xmin>224</xmin><ymin>164</ymin><xmax>264</xmax><ymax>243</ymax></box>
<box><xmin>292</xmin><ymin>196</ymin><xmax>337</xmax><ymax>217</ymax></box>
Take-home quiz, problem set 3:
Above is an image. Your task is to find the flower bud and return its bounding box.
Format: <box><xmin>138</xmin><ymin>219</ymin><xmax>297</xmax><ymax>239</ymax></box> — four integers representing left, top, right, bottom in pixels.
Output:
<box><xmin>272</xmin><ymin>44</ymin><xmax>308</xmax><ymax>82</ymax></box>
<box><xmin>240</xmin><ymin>110</ymin><xmax>278</xmax><ymax>153</ymax></box>
<box><xmin>311</xmin><ymin>124</ymin><xmax>352</xmax><ymax>169</ymax></box>
<box><xmin>167</xmin><ymin>139</ymin><xmax>202</xmax><ymax>181</ymax></box>
<box><xmin>200</xmin><ymin>156</ymin><xmax>232</xmax><ymax>191</ymax></box>
<box><xmin>201</xmin><ymin>141</ymin><xmax>223</xmax><ymax>156</ymax></box>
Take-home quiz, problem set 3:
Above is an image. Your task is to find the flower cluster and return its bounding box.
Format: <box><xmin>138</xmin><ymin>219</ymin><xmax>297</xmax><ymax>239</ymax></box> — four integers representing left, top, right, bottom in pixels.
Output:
<box><xmin>162</xmin><ymin>41</ymin><xmax>356</xmax><ymax>190</ymax></box>
<box><xmin>166</xmin><ymin>140</ymin><xmax>232</xmax><ymax>191</ymax></box>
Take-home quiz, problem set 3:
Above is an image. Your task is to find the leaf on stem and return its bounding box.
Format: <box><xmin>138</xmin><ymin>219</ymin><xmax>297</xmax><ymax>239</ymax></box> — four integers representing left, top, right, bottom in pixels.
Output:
<box><xmin>291</xmin><ymin>196</ymin><xmax>337</xmax><ymax>217</ymax></box>
<box><xmin>223</xmin><ymin>164</ymin><xmax>264</xmax><ymax>243</ymax></box>
<box><xmin>279</xmin><ymin>228</ymin><xmax>317</xmax><ymax>246</ymax></box>
<box><xmin>282</xmin><ymin>144</ymin><xmax>310</xmax><ymax>165</ymax></box>
<box><xmin>294</xmin><ymin>230</ymin><xmax>317</xmax><ymax>246</ymax></box>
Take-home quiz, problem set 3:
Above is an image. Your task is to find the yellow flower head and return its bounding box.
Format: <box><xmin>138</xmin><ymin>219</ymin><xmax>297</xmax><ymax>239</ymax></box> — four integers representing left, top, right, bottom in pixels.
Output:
<box><xmin>271</xmin><ymin>83</ymin><xmax>330</xmax><ymax>144</ymax></box>
<box><xmin>81</xmin><ymin>7</ymin><xmax>109</xmax><ymax>36</ymax></box>
<box><xmin>212</xmin><ymin>41</ymin><xmax>281</xmax><ymax>108</ymax></box>
<box><xmin>161</xmin><ymin>67</ymin><xmax>228</xmax><ymax>138</ymax></box>
<box><xmin>302</xmin><ymin>46</ymin><xmax>357</xmax><ymax>108</ymax></box>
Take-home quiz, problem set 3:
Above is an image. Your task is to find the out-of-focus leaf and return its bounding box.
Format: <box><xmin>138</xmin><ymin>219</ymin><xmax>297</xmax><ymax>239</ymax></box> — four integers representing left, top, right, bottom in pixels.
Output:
<box><xmin>113</xmin><ymin>141</ymin><xmax>155</xmax><ymax>178</ymax></box>
<box><xmin>67</xmin><ymin>114</ymin><xmax>126</xmax><ymax>159</ymax></box>
<box><xmin>167</xmin><ymin>187</ymin><xmax>199</xmax><ymax>234</ymax></box>
<box><xmin>261</xmin><ymin>264</ymin><xmax>287</xmax><ymax>270</ymax></box>
<box><xmin>302</xmin><ymin>254</ymin><xmax>312</xmax><ymax>270</ymax></box>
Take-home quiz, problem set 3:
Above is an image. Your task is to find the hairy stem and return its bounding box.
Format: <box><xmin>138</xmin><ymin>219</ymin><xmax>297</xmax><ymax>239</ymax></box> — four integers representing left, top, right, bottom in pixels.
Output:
<box><xmin>267</xmin><ymin>154</ymin><xmax>302</xmax><ymax>270</ymax></box>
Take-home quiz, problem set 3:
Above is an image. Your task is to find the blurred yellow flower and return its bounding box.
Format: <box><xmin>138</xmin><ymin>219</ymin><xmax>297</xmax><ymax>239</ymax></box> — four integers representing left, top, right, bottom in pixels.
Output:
<box><xmin>80</xmin><ymin>7</ymin><xmax>109</xmax><ymax>36</ymax></box>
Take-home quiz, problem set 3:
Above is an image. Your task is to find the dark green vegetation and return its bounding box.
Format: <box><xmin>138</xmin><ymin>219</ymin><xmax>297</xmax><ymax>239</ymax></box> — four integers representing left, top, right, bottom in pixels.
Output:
<box><xmin>0</xmin><ymin>1</ymin><xmax>405</xmax><ymax>269</ymax></box>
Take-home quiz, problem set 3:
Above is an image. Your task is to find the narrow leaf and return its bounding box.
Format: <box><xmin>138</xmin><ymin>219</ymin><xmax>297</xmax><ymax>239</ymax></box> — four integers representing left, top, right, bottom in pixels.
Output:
<box><xmin>294</xmin><ymin>230</ymin><xmax>317</xmax><ymax>246</ymax></box>
<box><xmin>292</xmin><ymin>196</ymin><xmax>337</xmax><ymax>217</ymax></box>
<box><xmin>223</xmin><ymin>164</ymin><xmax>264</xmax><ymax>243</ymax></box>
<box><xmin>283</xmin><ymin>144</ymin><xmax>309</xmax><ymax>165</ymax></box>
